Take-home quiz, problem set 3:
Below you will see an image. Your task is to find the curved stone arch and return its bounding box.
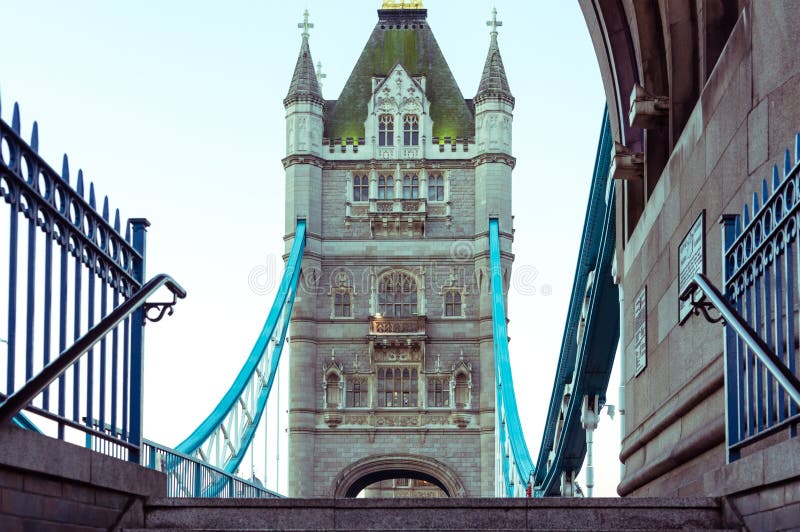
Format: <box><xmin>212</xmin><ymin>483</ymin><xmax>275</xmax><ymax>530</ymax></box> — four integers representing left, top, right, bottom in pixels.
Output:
<box><xmin>332</xmin><ymin>454</ymin><xmax>467</xmax><ymax>498</ymax></box>
<box><xmin>374</xmin><ymin>267</ymin><xmax>424</xmax><ymax>316</ymax></box>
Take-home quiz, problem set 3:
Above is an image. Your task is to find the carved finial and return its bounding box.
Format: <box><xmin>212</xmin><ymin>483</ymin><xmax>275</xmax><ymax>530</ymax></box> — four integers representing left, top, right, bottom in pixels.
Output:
<box><xmin>435</xmin><ymin>353</ymin><xmax>441</xmax><ymax>373</ymax></box>
<box><xmin>298</xmin><ymin>9</ymin><xmax>314</xmax><ymax>39</ymax></box>
<box><xmin>331</xmin><ymin>348</ymin><xmax>335</xmax><ymax>361</ymax></box>
<box><xmin>460</xmin><ymin>349</ymin><xmax>464</xmax><ymax>361</ymax></box>
<box><xmin>487</xmin><ymin>7</ymin><xmax>502</xmax><ymax>37</ymax></box>
<box><xmin>316</xmin><ymin>61</ymin><xmax>326</xmax><ymax>92</ymax></box>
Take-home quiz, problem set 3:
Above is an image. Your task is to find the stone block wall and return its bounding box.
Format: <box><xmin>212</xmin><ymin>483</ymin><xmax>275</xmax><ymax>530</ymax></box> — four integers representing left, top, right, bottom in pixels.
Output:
<box><xmin>613</xmin><ymin>0</ymin><xmax>800</xmax><ymax>497</ymax></box>
<box><xmin>0</xmin><ymin>425</ymin><xmax>165</xmax><ymax>531</ymax></box>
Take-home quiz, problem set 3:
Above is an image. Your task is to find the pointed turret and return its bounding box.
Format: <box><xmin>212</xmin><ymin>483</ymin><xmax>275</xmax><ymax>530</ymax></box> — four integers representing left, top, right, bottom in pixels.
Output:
<box><xmin>475</xmin><ymin>8</ymin><xmax>514</xmax><ymax>105</ymax></box>
<box><xmin>284</xmin><ymin>14</ymin><xmax>324</xmax><ymax>107</ymax></box>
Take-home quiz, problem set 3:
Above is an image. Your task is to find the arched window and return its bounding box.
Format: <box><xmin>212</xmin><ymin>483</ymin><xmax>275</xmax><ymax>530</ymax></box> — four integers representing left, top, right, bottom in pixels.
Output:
<box><xmin>377</xmin><ymin>367</ymin><xmax>418</xmax><ymax>407</ymax></box>
<box><xmin>402</xmin><ymin>174</ymin><xmax>419</xmax><ymax>199</ymax></box>
<box><xmin>454</xmin><ymin>373</ymin><xmax>469</xmax><ymax>408</ymax></box>
<box><xmin>428</xmin><ymin>174</ymin><xmax>444</xmax><ymax>202</ymax></box>
<box><xmin>379</xmin><ymin>114</ymin><xmax>394</xmax><ymax>146</ymax></box>
<box><xmin>347</xmin><ymin>378</ymin><xmax>367</xmax><ymax>407</ymax></box>
<box><xmin>427</xmin><ymin>377</ymin><xmax>450</xmax><ymax>407</ymax></box>
<box><xmin>403</xmin><ymin>114</ymin><xmax>419</xmax><ymax>145</ymax></box>
<box><xmin>334</xmin><ymin>291</ymin><xmax>351</xmax><ymax>317</ymax></box>
<box><xmin>326</xmin><ymin>373</ymin><xmax>341</xmax><ymax>408</ymax></box>
<box><xmin>378</xmin><ymin>175</ymin><xmax>394</xmax><ymax>199</ymax></box>
<box><xmin>378</xmin><ymin>272</ymin><xmax>417</xmax><ymax>317</ymax></box>
<box><xmin>445</xmin><ymin>290</ymin><xmax>462</xmax><ymax>317</ymax></box>
<box><xmin>353</xmin><ymin>174</ymin><xmax>369</xmax><ymax>202</ymax></box>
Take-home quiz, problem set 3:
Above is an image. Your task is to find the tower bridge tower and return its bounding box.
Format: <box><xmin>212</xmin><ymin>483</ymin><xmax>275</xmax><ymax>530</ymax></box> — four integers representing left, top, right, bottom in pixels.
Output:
<box><xmin>283</xmin><ymin>2</ymin><xmax>515</xmax><ymax>498</ymax></box>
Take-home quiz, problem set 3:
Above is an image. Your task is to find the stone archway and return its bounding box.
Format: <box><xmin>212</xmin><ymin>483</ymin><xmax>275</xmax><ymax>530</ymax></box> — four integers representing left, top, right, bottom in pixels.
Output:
<box><xmin>332</xmin><ymin>454</ymin><xmax>467</xmax><ymax>498</ymax></box>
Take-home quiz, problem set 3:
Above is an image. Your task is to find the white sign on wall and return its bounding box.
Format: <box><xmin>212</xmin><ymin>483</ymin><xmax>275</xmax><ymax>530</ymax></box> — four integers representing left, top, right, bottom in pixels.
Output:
<box><xmin>633</xmin><ymin>286</ymin><xmax>647</xmax><ymax>377</ymax></box>
<box><xmin>678</xmin><ymin>211</ymin><xmax>706</xmax><ymax>324</ymax></box>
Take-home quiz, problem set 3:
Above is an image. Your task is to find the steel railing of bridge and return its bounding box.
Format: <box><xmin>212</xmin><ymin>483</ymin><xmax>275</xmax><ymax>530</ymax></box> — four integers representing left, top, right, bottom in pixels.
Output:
<box><xmin>0</xmin><ymin>94</ymin><xmax>185</xmax><ymax>462</ymax></box>
<box><xmin>168</xmin><ymin>219</ymin><xmax>305</xmax><ymax>496</ymax></box>
<box><xmin>682</xmin><ymin>133</ymin><xmax>800</xmax><ymax>462</ymax></box>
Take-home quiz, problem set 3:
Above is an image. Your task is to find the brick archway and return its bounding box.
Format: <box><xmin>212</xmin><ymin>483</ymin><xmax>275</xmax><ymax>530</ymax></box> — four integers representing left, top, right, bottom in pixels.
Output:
<box><xmin>332</xmin><ymin>454</ymin><xmax>467</xmax><ymax>498</ymax></box>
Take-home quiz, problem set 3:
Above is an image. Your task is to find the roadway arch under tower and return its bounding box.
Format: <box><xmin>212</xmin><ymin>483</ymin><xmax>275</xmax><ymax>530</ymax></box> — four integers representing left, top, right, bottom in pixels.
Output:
<box><xmin>332</xmin><ymin>454</ymin><xmax>467</xmax><ymax>498</ymax></box>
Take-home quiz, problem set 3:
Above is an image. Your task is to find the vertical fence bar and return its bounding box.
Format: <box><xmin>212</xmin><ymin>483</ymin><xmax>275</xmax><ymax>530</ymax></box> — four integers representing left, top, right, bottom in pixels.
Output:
<box><xmin>128</xmin><ymin>218</ymin><xmax>149</xmax><ymax>463</ymax></box>
<box><xmin>774</xmin><ymin>242</ymin><xmax>786</xmax><ymax>425</ymax></box>
<box><xmin>111</xmin><ymin>280</ymin><xmax>119</xmax><ymax>436</ymax></box>
<box><xmin>783</xmin><ymin>236</ymin><xmax>795</xmax><ymax>423</ymax></box>
<box><xmin>7</xmin><ymin>192</ymin><xmax>18</xmax><ymax>394</ymax></box>
<box><xmin>42</xmin><ymin>222</ymin><xmax>53</xmax><ymax>410</ymax></box>
<box><xmin>721</xmin><ymin>214</ymin><xmax>740</xmax><ymax>461</ymax></box>
<box><xmin>24</xmin><ymin>203</ymin><xmax>36</xmax><ymax>382</ymax></box>
<box><xmin>754</xmin><ymin>263</ymin><xmax>766</xmax><ymax>432</ymax></box>
<box><xmin>57</xmin><ymin>232</ymin><xmax>68</xmax><ymax>439</ymax></box>
<box><xmin>764</xmin><ymin>253</ymin><xmax>776</xmax><ymax>427</ymax></box>
<box><xmin>99</xmin><ymin>275</ymin><xmax>107</xmax><ymax>435</ymax></box>
<box><xmin>86</xmin><ymin>257</ymin><xmax>95</xmax><ymax>435</ymax></box>
<box><xmin>72</xmin><ymin>246</ymin><xmax>81</xmax><ymax>423</ymax></box>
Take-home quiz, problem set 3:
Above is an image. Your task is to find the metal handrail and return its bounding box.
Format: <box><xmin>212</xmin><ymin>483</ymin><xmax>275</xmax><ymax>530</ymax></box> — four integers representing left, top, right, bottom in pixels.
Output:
<box><xmin>681</xmin><ymin>272</ymin><xmax>800</xmax><ymax>406</ymax></box>
<box><xmin>0</xmin><ymin>274</ymin><xmax>186</xmax><ymax>426</ymax></box>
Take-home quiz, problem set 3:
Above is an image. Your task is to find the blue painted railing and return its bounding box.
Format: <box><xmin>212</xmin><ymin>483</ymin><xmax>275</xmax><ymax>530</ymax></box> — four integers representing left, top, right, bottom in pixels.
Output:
<box><xmin>0</xmin><ymin>93</ymin><xmax>174</xmax><ymax>462</ymax></box>
<box><xmin>173</xmin><ymin>220</ymin><xmax>306</xmax><ymax>480</ymax></box>
<box><xmin>489</xmin><ymin>218</ymin><xmax>535</xmax><ymax>497</ymax></box>
<box><xmin>143</xmin><ymin>439</ymin><xmax>281</xmax><ymax>498</ymax></box>
<box><xmin>532</xmin><ymin>109</ymin><xmax>618</xmax><ymax>496</ymax></box>
<box><xmin>718</xmin><ymin>133</ymin><xmax>800</xmax><ymax>461</ymax></box>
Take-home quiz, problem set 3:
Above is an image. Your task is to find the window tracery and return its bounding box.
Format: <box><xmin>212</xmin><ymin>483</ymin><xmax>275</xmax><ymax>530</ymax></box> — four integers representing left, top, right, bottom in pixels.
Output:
<box><xmin>379</xmin><ymin>114</ymin><xmax>394</xmax><ymax>146</ymax></box>
<box><xmin>377</xmin><ymin>367</ymin><xmax>418</xmax><ymax>407</ymax></box>
<box><xmin>353</xmin><ymin>174</ymin><xmax>369</xmax><ymax>202</ymax></box>
<box><xmin>403</xmin><ymin>114</ymin><xmax>419</xmax><ymax>146</ymax></box>
<box><xmin>377</xmin><ymin>271</ymin><xmax>418</xmax><ymax>317</ymax></box>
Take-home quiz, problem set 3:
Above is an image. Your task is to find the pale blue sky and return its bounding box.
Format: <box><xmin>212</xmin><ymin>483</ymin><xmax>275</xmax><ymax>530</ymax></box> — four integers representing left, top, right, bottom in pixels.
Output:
<box><xmin>0</xmin><ymin>0</ymin><xmax>618</xmax><ymax>495</ymax></box>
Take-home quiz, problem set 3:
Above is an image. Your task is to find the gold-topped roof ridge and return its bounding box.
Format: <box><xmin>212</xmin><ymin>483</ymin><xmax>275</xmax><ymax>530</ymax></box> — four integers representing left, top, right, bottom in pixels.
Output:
<box><xmin>381</xmin><ymin>0</ymin><xmax>424</xmax><ymax>10</ymax></box>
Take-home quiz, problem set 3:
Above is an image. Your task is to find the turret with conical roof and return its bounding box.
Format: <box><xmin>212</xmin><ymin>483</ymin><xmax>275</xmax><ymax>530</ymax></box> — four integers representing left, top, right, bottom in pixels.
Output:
<box><xmin>474</xmin><ymin>8</ymin><xmax>514</xmax><ymax>155</ymax></box>
<box><xmin>284</xmin><ymin>10</ymin><xmax>324</xmax><ymax>160</ymax></box>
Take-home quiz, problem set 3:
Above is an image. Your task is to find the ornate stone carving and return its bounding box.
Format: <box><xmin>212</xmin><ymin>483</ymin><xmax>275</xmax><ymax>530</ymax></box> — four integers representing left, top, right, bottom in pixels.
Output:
<box><xmin>374</xmin><ymin>415</ymin><xmax>420</xmax><ymax>427</ymax></box>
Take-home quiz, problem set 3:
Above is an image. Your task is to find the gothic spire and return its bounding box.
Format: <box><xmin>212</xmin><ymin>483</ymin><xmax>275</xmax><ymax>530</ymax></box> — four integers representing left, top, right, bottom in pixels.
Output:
<box><xmin>475</xmin><ymin>8</ymin><xmax>514</xmax><ymax>106</ymax></box>
<box><xmin>284</xmin><ymin>10</ymin><xmax>323</xmax><ymax>107</ymax></box>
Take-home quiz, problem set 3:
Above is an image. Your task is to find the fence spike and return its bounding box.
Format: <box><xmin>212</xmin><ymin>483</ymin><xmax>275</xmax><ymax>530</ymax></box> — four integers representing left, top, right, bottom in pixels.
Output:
<box><xmin>89</xmin><ymin>182</ymin><xmax>96</xmax><ymax>209</ymax></box>
<box><xmin>785</xmin><ymin>148</ymin><xmax>792</xmax><ymax>178</ymax></box>
<box><xmin>61</xmin><ymin>155</ymin><xmax>70</xmax><ymax>184</ymax></box>
<box><xmin>12</xmin><ymin>103</ymin><xmax>21</xmax><ymax>134</ymax></box>
<box><xmin>796</xmin><ymin>133</ymin><xmax>800</xmax><ymax>167</ymax></box>
<box><xmin>743</xmin><ymin>204</ymin><xmax>750</xmax><ymax>226</ymax></box>
<box><xmin>31</xmin><ymin>121</ymin><xmax>39</xmax><ymax>153</ymax></box>
<box><xmin>114</xmin><ymin>209</ymin><xmax>121</xmax><ymax>232</ymax></box>
<box><xmin>773</xmin><ymin>165</ymin><xmax>780</xmax><ymax>191</ymax></box>
<box><xmin>752</xmin><ymin>191</ymin><xmax>760</xmax><ymax>214</ymax></box>
<box><xmin>762</xmin><ymin>178</ymin><xmax>769</xmax><ymax>204</ymax></box>
<box><xmin>124</xmin><ymin>223</ymin><xmax>131</xmax><ymax>243</ymax></box>
<box><xmin>102</xmin><ymin>196</ymin><xmax>109</xmax><ymax>221</ymax></box>
<box><xmin>77</xmin><ymin>170</ymin><xmax>85</xmax><ymax>198</ymax></box>
<box><xmin>734</xmin><ymin>214</ymin><xmax>742</xmax><ymax>238</ymax></box>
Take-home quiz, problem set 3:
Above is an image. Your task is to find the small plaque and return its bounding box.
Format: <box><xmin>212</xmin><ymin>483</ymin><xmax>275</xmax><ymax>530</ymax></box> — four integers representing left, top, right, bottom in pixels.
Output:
<box><xmin>679</xmin><ymin>211</ymin><xmax>706</xmax><ymax>324</ymax></box>
<box><xmin>633</xmin><ymin>287</ymin><xmax>647</xmax><ymax>377</ymax></box>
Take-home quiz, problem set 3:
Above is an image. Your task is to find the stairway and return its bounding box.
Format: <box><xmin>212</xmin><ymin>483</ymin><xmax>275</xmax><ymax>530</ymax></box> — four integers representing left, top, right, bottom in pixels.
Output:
<box><xmin>126</xmin><ymin>497</ymin><xmax>738</xmax><ymax>531</ymax></box>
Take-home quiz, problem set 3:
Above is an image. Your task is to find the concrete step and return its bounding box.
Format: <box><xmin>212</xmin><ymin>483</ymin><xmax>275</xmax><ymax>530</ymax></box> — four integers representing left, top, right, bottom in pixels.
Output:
<box><xmin>136</xmin><ymin>497</ymin><xmax>732</xmax><ymax>531</ymax></box>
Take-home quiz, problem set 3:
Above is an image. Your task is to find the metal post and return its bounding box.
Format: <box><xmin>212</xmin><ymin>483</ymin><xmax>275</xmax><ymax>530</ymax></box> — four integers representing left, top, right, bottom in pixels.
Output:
<box><xmin>720</xmin><ymin>214</ymin><xmax>739</xmax><ymax>462</ymax></box>
<box><xmin>128</xmin><ymin>218</ymin><xmax>150</xmax><ymax>463</ymax></box>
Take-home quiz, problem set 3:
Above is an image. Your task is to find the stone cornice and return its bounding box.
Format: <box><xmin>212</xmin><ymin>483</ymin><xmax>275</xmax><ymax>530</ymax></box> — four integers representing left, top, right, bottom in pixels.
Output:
<box><xmin>314</xmin><ymin>155</ymin><xmax>516</xmax><ymax>171</ymax></box>
<box><xmin>282</xmin><ymin>154</ymin><xmax>326</xmax><ymax>169</ymax></box>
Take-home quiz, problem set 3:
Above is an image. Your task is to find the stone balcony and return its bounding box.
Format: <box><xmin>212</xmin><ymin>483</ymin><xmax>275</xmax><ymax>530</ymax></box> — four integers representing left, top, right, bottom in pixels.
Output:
<box><xmin>367</xmin><ymin>315</ymin><xmax>426</xmax><ymax>349</ymax></box>
<box><xmin>368</xmin><ymin>198</ymin><xmax>426</xmax><ymax>237</ymax></box>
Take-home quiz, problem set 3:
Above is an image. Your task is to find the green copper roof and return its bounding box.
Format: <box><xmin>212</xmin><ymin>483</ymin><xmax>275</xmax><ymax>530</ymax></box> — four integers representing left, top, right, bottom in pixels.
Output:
<box><xmin>325</xmin><ymin>9</ymin><xmax>474</xmax><ymax>140</ymax></box>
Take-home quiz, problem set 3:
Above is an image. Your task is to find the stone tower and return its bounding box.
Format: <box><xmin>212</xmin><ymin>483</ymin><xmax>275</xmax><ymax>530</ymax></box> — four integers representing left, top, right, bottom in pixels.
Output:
<box><xmin>284</xmin><ymin>2</ymin><xmax>515</xmax><ymax>498</ymax></box>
